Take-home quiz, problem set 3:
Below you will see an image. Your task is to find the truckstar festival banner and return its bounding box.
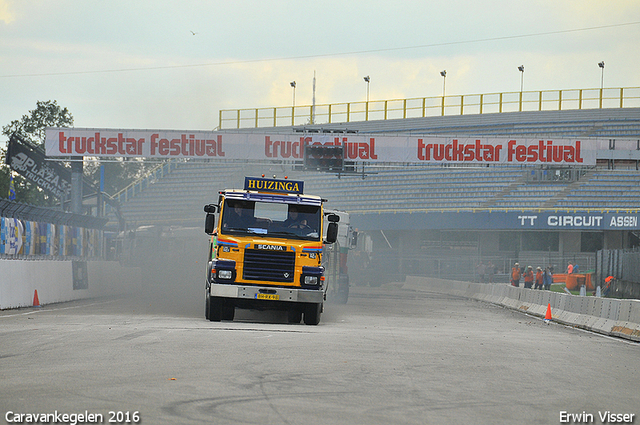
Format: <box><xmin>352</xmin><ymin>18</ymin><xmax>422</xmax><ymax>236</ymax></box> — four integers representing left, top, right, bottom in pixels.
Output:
<box><xmin>45</xmin><ymin>128</ymin><xmax>597</xmax><ymax>166</ymax></box>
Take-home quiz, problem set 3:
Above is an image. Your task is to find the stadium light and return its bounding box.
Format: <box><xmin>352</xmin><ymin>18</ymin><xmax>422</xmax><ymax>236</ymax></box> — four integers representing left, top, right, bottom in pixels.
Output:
<box><xmin>440</xmin><ymin>70</ymin><xmax>446</xmax><ymax>97</ymax></box>
<box><xmin>290</xmin><ymin>81</ymin><xmax>296</xmax><ymax>109</ymax></box>
<box><xmin>363</xmin><ymin>76</ymin><xmax>370</xmax><ymax>103</ymax></box>
<box><xmin>598</xmin><ymin>61</ymin><xmax>605</xmax><ymax>90</ymax></box>
<box><xmin>518</xmin><ymin>65</ymin><xmax>525</xmax><ymax>92</ymax></box>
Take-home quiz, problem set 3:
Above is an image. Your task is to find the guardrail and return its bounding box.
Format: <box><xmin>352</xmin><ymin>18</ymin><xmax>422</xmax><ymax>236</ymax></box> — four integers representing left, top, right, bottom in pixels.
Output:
<box><xmin>404</xmin><ymin>276</ymin><xmax>640</xmax><ymax>342</ymax></box>
<box><xmin>219</xmin><ymin>86</ymin><xmax>640</xmax><ymax>129</ymax></box>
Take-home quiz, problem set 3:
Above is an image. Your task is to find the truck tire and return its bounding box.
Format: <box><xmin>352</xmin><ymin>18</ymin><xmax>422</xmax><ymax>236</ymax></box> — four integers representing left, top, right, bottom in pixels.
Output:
<box><xmin>303</xmin><ymin>302</ymin><xmax>322</xmax><ymax>325</ymax></box>
<box><xmin>205</xmin><ymin>291</ymin><xmax>210</xmax><ymax>320</ymax></box>
<box><xmin>337</xmin><ymin>286</ymin><xmax>349</xmax><ymax>304</ymax></box>
<box><xmin>222</xmin><ymin>303</ymin><xmax>235</xmax><ymax>321</ymax></box>
<box><xmin>337</xmin><ymin>276</ymin><xmax>349</xmax><ymax>304</ymax></box>
<box><xmin>287</xmin><ymin>309</ymin><xmax>302</xmax><ymax>324</ymax></box>
<box><xmin>208</xmin><ymin>296</ymin><xmax>223</xmax><ymax>322</ymax></box>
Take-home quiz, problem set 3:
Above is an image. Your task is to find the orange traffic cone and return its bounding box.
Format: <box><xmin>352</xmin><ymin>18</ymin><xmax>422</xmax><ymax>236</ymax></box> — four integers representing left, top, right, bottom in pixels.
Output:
<box><xmin>33</xmin><ymin>290</ymin><xmax>40</xmax><ymax>307</ymax></box>
<box><xmin>544</xmin><ymin>303</ymin><xmax>552</xmax><ymax>323</ymax></box>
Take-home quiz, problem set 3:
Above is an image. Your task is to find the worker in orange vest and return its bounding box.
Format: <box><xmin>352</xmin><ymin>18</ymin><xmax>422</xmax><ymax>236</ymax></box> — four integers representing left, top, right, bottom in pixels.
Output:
<box><xmin>511</xmin><ymin>262</ymin><xmax>521</xmax><ymax>287</ymax></box>
<box><xmin>567</xmin><ymin>262</ymin><xmax>574</xmax><ymax>274</ymax></box>
<box><xmin>523</xmin><ymin>266</ymin><xmax>534</xmax><ymax>288</ymax></box>
<box><xmin>534</xmin><ymin>267</ymin><xmax>544</xmax><ymax>290</ymax></box>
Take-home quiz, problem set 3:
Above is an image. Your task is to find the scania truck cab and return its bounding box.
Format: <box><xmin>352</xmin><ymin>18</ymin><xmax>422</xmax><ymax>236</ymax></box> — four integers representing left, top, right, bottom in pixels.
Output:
<box><xmin>204</xmin><ymin>176</ymin><xmax>338</xmax><ymax>325</ymax></box>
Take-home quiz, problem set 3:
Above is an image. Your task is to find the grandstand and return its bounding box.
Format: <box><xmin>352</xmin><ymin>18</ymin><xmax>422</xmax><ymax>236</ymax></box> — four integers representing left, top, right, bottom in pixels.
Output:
<box><xmin>110</xmin><ymin>107</ymin><xmax>640</xmax><ymax>225</ymax></box>
<box><xmin>112</xmin><ymin>163</ymin><xmax>640</xmax><ymax>223</ymax></box>
<box><xmin>104</xmin><ymin>106</ymin><xmax>640</xmax><ymax>283</ymax></box>
<box><xmin>113</xmin><ymin>162</ymin><xmax>246</xmax><ymax>228</ymax></box>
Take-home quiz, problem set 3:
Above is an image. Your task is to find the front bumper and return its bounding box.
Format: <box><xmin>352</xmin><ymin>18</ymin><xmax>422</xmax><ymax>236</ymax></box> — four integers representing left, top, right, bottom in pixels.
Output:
<box><xmin>209</xmin><ymin>283</ymin><xmax>324</xmax><ymax>304</ymax></box>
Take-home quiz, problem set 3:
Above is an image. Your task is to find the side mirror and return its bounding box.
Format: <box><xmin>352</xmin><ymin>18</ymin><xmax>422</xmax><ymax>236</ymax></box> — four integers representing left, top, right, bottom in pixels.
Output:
<box><xmin>204</xmin><ymin>204</ymin><xmax>217</xmax><ymax>213</ymax></box>
<box><xmin>204</xmin><ymin>213</ymin><xmax>216</xmax><ymax>235</ymax></box>
<box><xmin>327</xmin><ymin>213</ymin><xmax>340</xmax><ymax>223</ymax></box>
<box><xmin>325</xmin><ymin>222</ymin><xmax>338</xmax><ymax>244</ymax></box>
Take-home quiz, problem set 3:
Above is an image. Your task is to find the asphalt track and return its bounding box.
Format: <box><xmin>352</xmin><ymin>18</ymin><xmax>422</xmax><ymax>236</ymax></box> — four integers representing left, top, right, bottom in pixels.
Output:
<box><xmin>1</xmin><ymin>282</ymin><xmax>639</xmax><ymax>425</ymax></box>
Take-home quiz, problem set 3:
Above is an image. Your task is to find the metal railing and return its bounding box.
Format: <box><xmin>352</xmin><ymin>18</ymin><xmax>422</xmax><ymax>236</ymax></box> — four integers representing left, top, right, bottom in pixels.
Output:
<box><xmin>219</xmin><ymin>87</ymin><xmax>640</xmax><ymax>129</ymax></box>
<box><xmin>103</xmin><ymin>160</ymin><xmax>179</xmax><ymax>216</ymax></box>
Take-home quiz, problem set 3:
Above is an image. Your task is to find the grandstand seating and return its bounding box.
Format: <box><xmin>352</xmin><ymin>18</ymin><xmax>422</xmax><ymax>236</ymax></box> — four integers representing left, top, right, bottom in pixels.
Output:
<box><xmin>106</xmin><ymin>107</ymin><xmax>640</xmax><ymax>229</ymax></box>
<box><xmin>115</xmin><ymin>162</ymin><xmax>244</xmax><ymax>227</ymax></box>
<box><xmin>108</xmin><ymin>161</ymin><xmax>640</xmax><ymax>228</ymax></box>
<box><xmin>553</xmin><ymin>170</ymin><xmax>640</xmax><ymax>210</ymax></box>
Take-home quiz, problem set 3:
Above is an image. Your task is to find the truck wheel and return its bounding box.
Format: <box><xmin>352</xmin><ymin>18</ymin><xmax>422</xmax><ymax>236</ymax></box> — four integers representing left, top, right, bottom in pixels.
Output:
<box><xmin>337</xmin><ymin>286</ymin><xmax>349</xmax><ymax>304</ymax></box>
<box><xmin>287</xmin><ymin>309</ymin><xmax>302</xmax><ymax>324</ymax></box>
<box><xmin>337</xmin><ymin>276</ymin><xmax>349</xmax><ymax>304</ymax></box>
<box><xmin>222</xmin><ymin>303</ymin><xmax>235</xmax><ymax>321</ymax></box>
<box><xmin>303</xmin><ymin>302</ymin><xmax>322</xmax><ymax>325</ymax></box>
<box><xmin>205</xmin><ymin>291</ymin><xmax>211</xmax><ymax>320</ymax></box>
<box><xmin>208</xmin><ymin>296</ymin><xmax>223</xmax><ymax>322</ymax></box>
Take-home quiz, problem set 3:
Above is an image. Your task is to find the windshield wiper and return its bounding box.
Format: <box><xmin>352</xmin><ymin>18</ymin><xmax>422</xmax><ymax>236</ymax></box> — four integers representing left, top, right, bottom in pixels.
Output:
<box><xmin>225</xmin><ymin>227</ymin><xmax>247</xmax><ymax>232</ymax></box>
<box><xmin>268</xmin><ymin>231</ymin><xmax>300</xmax><ymax>237</ymax></box>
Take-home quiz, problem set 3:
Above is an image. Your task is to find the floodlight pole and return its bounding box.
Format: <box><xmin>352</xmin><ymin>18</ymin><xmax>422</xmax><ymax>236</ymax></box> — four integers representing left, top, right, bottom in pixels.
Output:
<box><xmin>364</xmin><ymin>76</ymin><xmax>370</xmax><ymax>120</ymax></box>
<box><xmin>518</xmin><ymin>65</ymin><xmax>525</xmax><ymax>111</ymax></box>
<box><xmin>518</xmin><ymin>65</ymin><xmax>525</xmax><ymax>92</ymax></box>
<box><xmin>440</xmin><ymin>70</ymin><xmax>446</xmax><ymax>116</ymax></box>
<box><xmin>598</xmin><ymin>61</ymin><xmax>605</xmax><ymax>108</ymax></box>
<box><xmin>364</xmin><ymin>76</ymin><xmax>370</xmax><ymax>103</ymax></box>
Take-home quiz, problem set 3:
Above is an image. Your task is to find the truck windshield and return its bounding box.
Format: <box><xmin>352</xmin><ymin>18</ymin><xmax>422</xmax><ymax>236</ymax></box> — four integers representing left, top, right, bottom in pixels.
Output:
<box><xmin>221</xmin><ymin>199</ymin><xmax>321</xmax><ymax>241</ymax></box>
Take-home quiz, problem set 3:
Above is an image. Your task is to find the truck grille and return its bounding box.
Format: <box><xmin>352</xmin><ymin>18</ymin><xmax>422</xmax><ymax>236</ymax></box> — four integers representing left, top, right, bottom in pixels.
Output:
<box><xmin>243</xmin><ymin>249</ymin><xmax>296</xmax><ymax>283</ymax></box>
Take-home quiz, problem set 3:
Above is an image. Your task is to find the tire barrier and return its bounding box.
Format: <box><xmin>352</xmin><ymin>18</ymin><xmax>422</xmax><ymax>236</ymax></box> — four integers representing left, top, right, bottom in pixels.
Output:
<box><xmin>404</xmin><ymin>276</ymin><xmax>640</xmax><ymax>342</ymax></box>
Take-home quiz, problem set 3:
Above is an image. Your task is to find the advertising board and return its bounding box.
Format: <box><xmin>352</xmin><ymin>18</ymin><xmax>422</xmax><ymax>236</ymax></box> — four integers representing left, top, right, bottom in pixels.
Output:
<box><xmin>45</xmin><ymin>128</ymin><xmax>597</xmax><ymax>166</ymax></box>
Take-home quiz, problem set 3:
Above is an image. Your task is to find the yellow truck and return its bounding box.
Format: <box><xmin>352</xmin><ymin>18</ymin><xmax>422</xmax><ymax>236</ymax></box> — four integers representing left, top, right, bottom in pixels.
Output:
<box><xmin>203</xmin><ymin>176</ymin><xmax>338</xmax><ymax>325</ymax></box>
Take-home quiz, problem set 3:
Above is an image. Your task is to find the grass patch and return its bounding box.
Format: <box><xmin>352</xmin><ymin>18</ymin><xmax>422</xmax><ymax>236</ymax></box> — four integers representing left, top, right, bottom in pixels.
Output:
<box><xmin>550</xmin><ymin>283</ymin><xmax>594</xmax><ymax>296</ymax></box>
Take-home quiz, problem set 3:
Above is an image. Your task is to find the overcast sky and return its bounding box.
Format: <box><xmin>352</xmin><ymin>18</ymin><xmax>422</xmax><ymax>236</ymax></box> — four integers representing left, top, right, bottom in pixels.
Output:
<box><xmin>1</xmin><ymin>0</ymin><xmax>639</xmax><ymax>134</ymax></box>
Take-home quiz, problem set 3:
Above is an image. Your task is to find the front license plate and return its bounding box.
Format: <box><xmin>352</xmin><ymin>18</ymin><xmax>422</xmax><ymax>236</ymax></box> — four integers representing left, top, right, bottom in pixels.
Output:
<box><xmin>256</xmin><ymin>293</ymin><xmax>279</xmax><ymax>301</ymax></box>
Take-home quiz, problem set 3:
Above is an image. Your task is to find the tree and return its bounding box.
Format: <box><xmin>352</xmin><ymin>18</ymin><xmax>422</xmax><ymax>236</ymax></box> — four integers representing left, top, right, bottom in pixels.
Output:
<box><xmin>3</xmin><ymin>100</ymin><xmax>73</xmax><ymax>147</ymax></box>
<box><xmin>84</xmin><ymin>157</ymin><xmax>149</xmax><ymax>196</ymax></box>
<box><xmin>1</xmin><ymin>100</ymin><xmax>152</xmax><ymax>208</ymax></box>
<box><xmin>1</xmin><ymin>101</ymin><xmax>74</xmax><ymax>206</ymax></box>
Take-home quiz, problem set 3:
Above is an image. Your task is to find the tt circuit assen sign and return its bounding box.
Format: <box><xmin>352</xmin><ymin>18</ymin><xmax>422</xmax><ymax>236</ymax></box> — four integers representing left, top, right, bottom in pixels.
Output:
<box><xmin>354</xmin><ymin>211</ymin><xmax>640</xmax><ymax>232</ymax></box>
<box><xmin>45</xmin><ymin>128</ymin><xmax>597</xmax><ymax>166</ymax></box>
<box><xmin>514</xmin><ymin>213</ymin><xmax>640</xmax><ymax>230</ymax></box>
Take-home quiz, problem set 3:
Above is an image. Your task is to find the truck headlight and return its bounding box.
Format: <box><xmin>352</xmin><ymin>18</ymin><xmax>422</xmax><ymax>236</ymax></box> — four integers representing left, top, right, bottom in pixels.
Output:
<box><xmin>304</xmin><ymin>275</ymin><xmax>318</xmax><ymax>285</ymax></box>
<box><xmin>218</xmin><ymin>270</ymin><xmax>233</xmax><ymax>280</ymax></box>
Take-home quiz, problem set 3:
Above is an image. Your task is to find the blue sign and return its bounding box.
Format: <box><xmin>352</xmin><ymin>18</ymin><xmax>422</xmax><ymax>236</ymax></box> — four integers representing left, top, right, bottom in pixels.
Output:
<box><xmin>352</xmin><ymin>210</ymin><xmax>640</xmax><ymax>231</ymax></box>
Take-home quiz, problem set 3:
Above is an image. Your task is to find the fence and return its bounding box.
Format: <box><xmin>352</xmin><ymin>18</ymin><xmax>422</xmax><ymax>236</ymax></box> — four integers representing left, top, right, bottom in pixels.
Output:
<box><xmin>597</xmin><ymin>248</ymin><xmax>640</xmax><ymax>284</ymax></box>
<box><xmin>219</xmin><ymin>86</ymin><xmax>640</xmax><ymax>129</ymax></box>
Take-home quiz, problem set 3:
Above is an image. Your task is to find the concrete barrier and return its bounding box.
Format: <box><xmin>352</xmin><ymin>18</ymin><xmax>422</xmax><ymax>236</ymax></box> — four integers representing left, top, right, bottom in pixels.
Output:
<box><xmin>403</xmin><ymin>276</ymin><xmax>640</xmax><ymax>343</ymax></box>
<box><xmin>0</xmin><ymin>260</ymin><xmax>142</xmax><ymax>310</ymax></box>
